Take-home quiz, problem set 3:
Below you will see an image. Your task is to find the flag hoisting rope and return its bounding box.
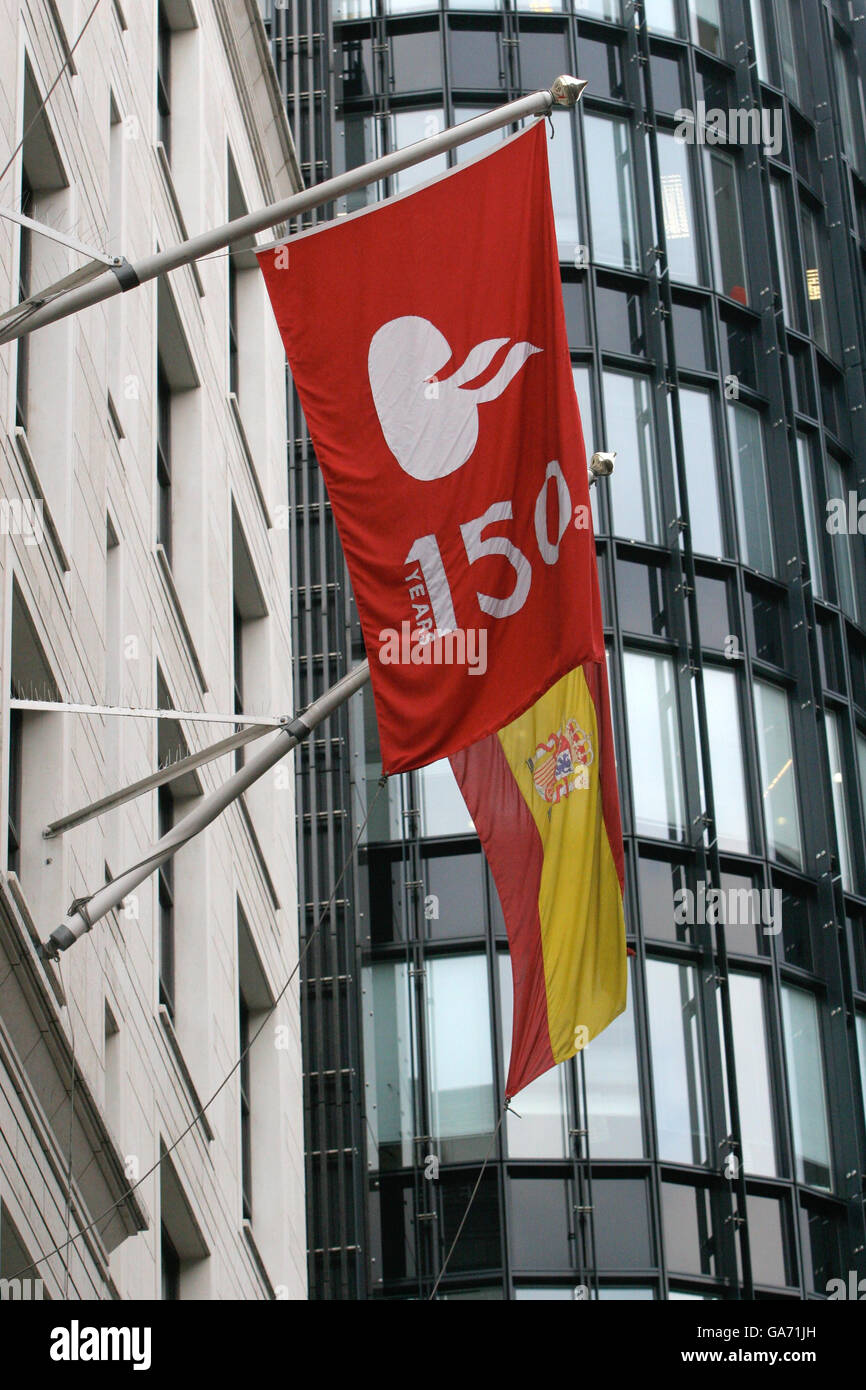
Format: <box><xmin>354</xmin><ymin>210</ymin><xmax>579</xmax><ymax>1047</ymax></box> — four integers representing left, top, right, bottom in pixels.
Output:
<box><xmin>0</xmin><ymin>77</ymin><xmax>586</xmax><ymax>345</ymax></box>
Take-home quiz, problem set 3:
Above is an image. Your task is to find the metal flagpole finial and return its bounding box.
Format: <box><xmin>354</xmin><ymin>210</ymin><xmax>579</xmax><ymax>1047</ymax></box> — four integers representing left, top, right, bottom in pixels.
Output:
<box><xmin>549</xmin><ymin>75</ymin><xmax>588</xmax><ymax>107</ymax></box>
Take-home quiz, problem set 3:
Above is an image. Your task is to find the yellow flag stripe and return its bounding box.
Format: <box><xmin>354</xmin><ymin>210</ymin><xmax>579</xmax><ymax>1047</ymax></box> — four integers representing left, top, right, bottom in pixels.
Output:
<box><xmin>497</xmin><ymin>666</ymin><xmax>626</xmax><ymax>1065</ymax></box>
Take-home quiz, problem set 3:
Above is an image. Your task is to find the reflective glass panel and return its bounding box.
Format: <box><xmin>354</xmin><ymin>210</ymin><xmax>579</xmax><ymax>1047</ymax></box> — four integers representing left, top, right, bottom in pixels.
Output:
<box><xmin>704</xmin><ymin>150</ymin><xmax>748</xmax><ymax>304</ymax></box>
<box><xmin>417</xmin><ymin>758</ymin><xmax>475</xmax><ymax>837</ymax></box>
<box><xmin>728</xmin><ymin>401</ymin><xmax>775</xmax><ymax>575</ymax></box>
<box><xmin>662</xmin><ymin>1182</ymin><xmax>716</xmax><ymax>1275</ymax></box>
<box><xmin>825</xmin><ymin>709</ymin><xmax>854</xmax><ymax>893</ymax></box>
<box><xmin>680</xmin><ymin>387</ymin><xmax>724</xmax><ymax>556</ymax></box>
<box><xmin>585</xmin><ymin>113</ymin><xmax>639</xmax><ymax>270</ymax></box>
<box><xmin>656</xmin><ymin>131</ymin><xmax>698</xmax><ymax>284</ymax></box>
<box><xmin>427</xmin><ymin>955</ymin><xmax>496</xmax><ymax>1161</ymax></box>
<box><xmin>781</xmin><ymin>985</ymin><xmax>832</xmax><ymax>1191</ymax></box>
<box><xmin>725</xmin><ymin>973</ymin><xmax>778</xmax><ymax>1175</ymax></box>
<box><xmin>703</xmin><ymin>666</ymin><xmax>751</xmax><ymax>854</ymax></box>
<box><xmin>647</xmin><ymin>959</ymin><xmax>709</xmax><ymax>1163</ymax></box>
<box><xmin>689</xmin><ymin>0</ymin><xmax>721</xmax><ymax>54</ymax></box>
<box><xmin>623</xmin><ymin>651</ymin><xmax>686</xmax><ymax>840</ymax></box>
<box><xmin>753</xmin><ymin>679</ymin><xmax>803</xmax><ymax>869</ymax></box>
<box><xmin>547</xmin><ymin>109</ymin><xmax>581</xmax><ymax>255</ymax></box>
<box><xmin>826</xmin><ymin>455</ymin><xmax>859</xmax><ymax>621</ymax></box>
<box><xmin>797</xmin><ymin>433</ymin><xmax>824</xmax><ymax>599</ymax></box>
<box><xmin>362</xmin><ymin>963</ymin><xmax>416</xmax><ymax>1169</ymax></box>
<box><xmin>603</xmin><ymin>371</ymin><xmax>660</xmax><ymax>544</ymax></box>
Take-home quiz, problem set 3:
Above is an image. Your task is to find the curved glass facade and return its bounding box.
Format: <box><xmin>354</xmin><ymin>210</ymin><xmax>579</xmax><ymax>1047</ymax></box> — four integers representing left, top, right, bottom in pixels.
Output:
<box><xmin>264</xmin><ymin>0</ymin><xmax>866</xmax><ymax>1298</ymax></box>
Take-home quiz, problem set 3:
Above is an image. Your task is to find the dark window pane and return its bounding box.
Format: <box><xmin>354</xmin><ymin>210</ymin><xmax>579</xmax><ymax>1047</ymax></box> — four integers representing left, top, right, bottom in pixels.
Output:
<box><xmin>424</xmin><ymin>849</ymin><xmax>486</xmax><ymax>939</ymax></box>
<box><xmin>509</xmin><ymin>1178</ymin><xmax>573</xmax><ymax>1269</ymax></box>
<box><xmin>742</xmin><ymin>1195</ymin><xmax>791</xmax><ymax>1287</ymax></box>
<box><xmin>649</xmin><ymin>47</ymin><xmax>682</xmax><ymax>111</ymax></box>
<box><xmin>817</xmin><ymin>611</ymin><xmax>845</xmax><ymax>694</ymax></box>
<box><xmin>596</xmin><ymin>282</ymin><xmax>645</xmax><ymax>356</ymax></box>
<box><xmin>706</xmin><ymin>151</ymin><xmax>748</xmax><ymax>303</ymax></box>
<box><xmin>441</xmin><ymin>1172</ymin><xmax>500</xmax><ymax>1273</ymax></box>
<box><xmin>694</xmin><ymin>573</ymin><xmax>730</xmax><ymax>649</ymax></box>
<box><xmin>518</xmin><ymin>24</ymin><xmax>569</xmax><ymax>94</ymax></box>
<box><xmin>391</xmin><ymin>27</ymin><xmax>442</xmax><ymax>93</ymax></box>
<box><xmin>580</xmin><ymin>34</ymin><xmax>625</xmax><ymax>101</ymax></box>
<box><xmin>662</xmin><ymin>1183</ymin><xmax>716</xmax><ymax>1276</ymax></box>
<box><xmin>672</xmin><ymin>298</ymin><xmax>709</xmax><ymax>372</ymax></box>
<box><xmin>638</xmin><ymin>854</ymin><xmax>690</xmax><ymax>943</ymax></box>
<box><xmin>787</xmin><ymin>342</ymin><xmax>815</xmax><ymax>418</ymax></box>
<box><xmin>720</xmin><ymin>309</ymin><xmax>756</xmax><ymax>390</ymax></box>
<box><xmin>848</xmin><ymin>632</ymin><xmax>866</xmax><ymax>710</ymax></box>
<box><xmin>593</xmin><ymin>1179</ymin><xmax>653</xmax><ymax>1268</ymax></box>
<box><xmin>778</xmin><ymin>882</ymin><xmax>813</xmax><ymax>972</ymax></box>
<box><xmin>746</xmin><ymin>583</ymin><xmax>786</xmax><ymax>667</ymax></box>
<box><xmin>561</xmin><ymin>276</ymin><xmax>588</xmax><ymax>346</ymax></box>
<box><xmin>799</xmin><ymin>1203</ymin><xmax>844</xmax><ymax>1294</ymax></box>
<box><xmin>448</xmin><ymin>21</ymin><xmax>501</xmax><ymax>89</ymax></box>
<box><xmin>340</xmin><ymin>36</ymin><xmax>376</xmax><ymax>100</ymax></box>
<box><xmin>616</xmin><ymin>556</ymin><xmax>668</xmax><ymax>636</ymax></box>
<box><xmin>718</xmin><ymin>869</ymin><xmax>765</xmax><ymax>957</ymax></box>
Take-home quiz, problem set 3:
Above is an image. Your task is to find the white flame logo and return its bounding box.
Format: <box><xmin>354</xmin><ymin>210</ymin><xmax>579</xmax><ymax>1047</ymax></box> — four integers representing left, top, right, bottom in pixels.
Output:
<box><xmin>368</xmin><ymin>315</ymin><xmax>541</xmax><ymax>482</ymax></box>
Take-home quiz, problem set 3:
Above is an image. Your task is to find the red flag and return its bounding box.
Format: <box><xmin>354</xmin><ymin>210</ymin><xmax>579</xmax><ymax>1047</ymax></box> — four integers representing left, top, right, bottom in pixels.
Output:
<box><xmin>258</xmin><ymin>121</ymin><xmax>603</xmax><ymax>774</ymax></box>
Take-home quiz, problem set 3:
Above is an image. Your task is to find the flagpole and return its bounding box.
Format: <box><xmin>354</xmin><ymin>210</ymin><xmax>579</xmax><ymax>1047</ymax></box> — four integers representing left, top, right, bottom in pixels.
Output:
<box><xmin>42</xmin><ymin>660</ymin><xmax>371</xmax><ymax>958</ymax></box>
<box><xmin>0</xmin><ymin>77</ymin><xmax>587</xmax><ymax>346</ymax></box>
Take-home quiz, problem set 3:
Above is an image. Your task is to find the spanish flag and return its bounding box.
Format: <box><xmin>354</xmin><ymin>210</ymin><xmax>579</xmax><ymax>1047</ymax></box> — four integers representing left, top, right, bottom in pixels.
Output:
<box><xmin>450</xmin><ymin>658</ymin><xmax>626</xmax><ymax>1097</ymax></box>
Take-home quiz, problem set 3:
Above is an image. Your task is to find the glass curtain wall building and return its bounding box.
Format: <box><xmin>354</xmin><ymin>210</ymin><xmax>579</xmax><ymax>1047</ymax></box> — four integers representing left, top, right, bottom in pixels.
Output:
<box><xmin>263</xmin><ymin>0</ymin><xmax>866</xmax><ymax>1299</ymax></box>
